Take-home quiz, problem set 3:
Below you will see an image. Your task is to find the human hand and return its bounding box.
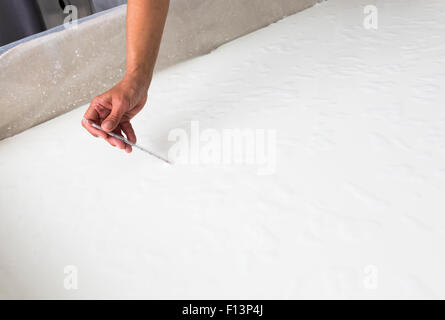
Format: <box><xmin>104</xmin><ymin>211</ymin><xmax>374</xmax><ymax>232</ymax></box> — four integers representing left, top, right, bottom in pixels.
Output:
<box><xmin>82</xmin><ymin>74</ymin><xmax>149</xmax><ymax>153</ymax></box>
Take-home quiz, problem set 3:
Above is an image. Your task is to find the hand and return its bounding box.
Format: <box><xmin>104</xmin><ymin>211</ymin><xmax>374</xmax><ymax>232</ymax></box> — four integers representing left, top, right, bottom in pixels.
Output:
<box><xmin>82</xmin><ymin>74</ymin><xmax>149</xmax><ymax>153</ymax></box>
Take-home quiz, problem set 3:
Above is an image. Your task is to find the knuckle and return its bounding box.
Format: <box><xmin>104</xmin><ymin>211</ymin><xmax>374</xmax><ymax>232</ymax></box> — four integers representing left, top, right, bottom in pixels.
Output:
<box><xmin>92</xmin><ymin>95</ymin><xmax>109</xmax><ymax>107</ymax></box>
<box><xmin>114</xmin><ymin>96</ymin><xmax>124</xmax><ymax>105</ymax></box>
<box><xmin>107</xmin><ymin>113</ymin><xmax>120</xmax><ymax>122</ymax></box>
<box><xmin>115</xmin><ymin>95</ymin><xmax>131</xmax><ymax>107</ymax></box>
<box><xmin>91</xmin><ymin>97</ymin><xmax>101</xmax><ymax>105</ymax></box>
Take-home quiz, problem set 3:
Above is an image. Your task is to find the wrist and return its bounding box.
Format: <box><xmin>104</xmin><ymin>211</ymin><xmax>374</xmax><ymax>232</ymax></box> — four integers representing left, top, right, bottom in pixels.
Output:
<box><xmin>124</xmin><ymin>68</ymin><xmax>152</xmax><ymax>90</ymax></box>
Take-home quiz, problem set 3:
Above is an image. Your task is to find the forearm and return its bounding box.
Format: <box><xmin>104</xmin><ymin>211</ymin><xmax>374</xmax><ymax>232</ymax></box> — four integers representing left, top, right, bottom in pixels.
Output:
<box><xmin>125</xmin><ymin>0</ymin><xmax>170</xmax><ymax>88</ymax></box>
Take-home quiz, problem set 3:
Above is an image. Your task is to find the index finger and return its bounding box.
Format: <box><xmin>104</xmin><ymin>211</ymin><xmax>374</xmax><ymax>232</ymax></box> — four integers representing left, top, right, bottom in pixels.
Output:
<box><xmin>82</xmin><ymin>104</ymin><xmax>108</xmax><ymax>139</ymax></box>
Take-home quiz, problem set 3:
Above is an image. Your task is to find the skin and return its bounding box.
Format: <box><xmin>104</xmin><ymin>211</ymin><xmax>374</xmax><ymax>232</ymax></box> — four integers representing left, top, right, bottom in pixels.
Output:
<box><xmin>82</xmin><ymin>0</ymin><xmax>170</xmax><ymax>153</ymax></box>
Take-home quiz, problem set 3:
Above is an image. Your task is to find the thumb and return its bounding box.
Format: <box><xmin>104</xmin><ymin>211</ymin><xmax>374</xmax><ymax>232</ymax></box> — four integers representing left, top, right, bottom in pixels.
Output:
<box><xmin>101</xmin><ymin>97</ymin><xmax>128</xmax><ymax>132</ymax></box>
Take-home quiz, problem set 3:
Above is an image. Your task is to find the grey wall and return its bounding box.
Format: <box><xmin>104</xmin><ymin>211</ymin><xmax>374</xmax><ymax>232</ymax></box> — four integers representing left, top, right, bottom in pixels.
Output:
<box><xmin>91</xmin><ymin>0</ymin><xmax>127</xmax><ymax>12</ymax></box>
<box><xmin>36</xmin><ymin>0</ymin><xmax>95</xmax><ymax>29</ymax></box>
<box><xmin>0</xmin><ymin>0</ymin><xmax>46</xmax><ymax>46</ymax></box>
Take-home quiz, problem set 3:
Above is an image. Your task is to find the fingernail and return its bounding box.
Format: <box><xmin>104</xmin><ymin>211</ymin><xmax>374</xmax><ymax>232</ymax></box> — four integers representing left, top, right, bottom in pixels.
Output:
<box><xmin>102</xmin><ymin>121</ymin><xmax>113</xmax><ymax>131</ymax></box>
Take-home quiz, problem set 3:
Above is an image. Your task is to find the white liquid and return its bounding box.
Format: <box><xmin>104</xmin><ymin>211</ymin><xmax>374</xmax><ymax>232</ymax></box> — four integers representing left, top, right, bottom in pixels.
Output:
<box><xmin>1</xmin><ymin>0</ymin><xmax>445</xmax><ymax>299</ymax></box>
